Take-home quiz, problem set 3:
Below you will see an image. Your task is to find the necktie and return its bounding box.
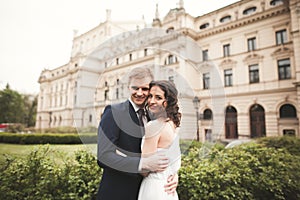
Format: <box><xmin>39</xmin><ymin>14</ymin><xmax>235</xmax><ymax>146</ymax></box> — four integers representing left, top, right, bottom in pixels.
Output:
<box><xmin>137</xmin><ymin>109</ymin><xmax>145</xmax><ymax>127</ymax></box>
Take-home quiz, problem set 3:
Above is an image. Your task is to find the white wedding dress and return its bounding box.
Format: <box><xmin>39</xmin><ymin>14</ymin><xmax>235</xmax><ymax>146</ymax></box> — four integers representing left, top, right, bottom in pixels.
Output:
<box><xmin>138</xmin><ymin>129</ymin><xmax>181</xmax><ymax>200</ymax></box>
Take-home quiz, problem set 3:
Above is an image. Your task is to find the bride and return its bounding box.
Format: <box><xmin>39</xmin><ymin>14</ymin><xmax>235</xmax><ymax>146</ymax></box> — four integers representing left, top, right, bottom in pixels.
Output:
<box><xmin>138</xmin><ymin>80</ymin><xmax>181</xmax><ymax>200</ymax></box>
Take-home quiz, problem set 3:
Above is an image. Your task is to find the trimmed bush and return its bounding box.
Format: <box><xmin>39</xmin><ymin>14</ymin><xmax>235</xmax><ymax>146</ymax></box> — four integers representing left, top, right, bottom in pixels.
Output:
<box><xmin>42</xmin><ymin>126</ymin><xmax>78</xmax><ymax>134</ymax></box>
<box><xmin>257</xmin><ymin>135</ymin><xmax>300</xmax><ymax>156</ymax></box>
<box><xmin>178</xmin><ymin>141</ymin><xmax>300</xmax><ymax>200</ymax></box>
<box><xmin>0</xmin><ymin>145</ymin><xmax>102</xmax><ymax>200</ymax></box>
<box><xmin>1</xmin><ymin>137</ymin><xmax>300</xmax><ymax>199</ymax></box>
<box><xmin>0</xmin><ymin>133</ymin><xmax>97</xmax><ymax>144</ymax></box>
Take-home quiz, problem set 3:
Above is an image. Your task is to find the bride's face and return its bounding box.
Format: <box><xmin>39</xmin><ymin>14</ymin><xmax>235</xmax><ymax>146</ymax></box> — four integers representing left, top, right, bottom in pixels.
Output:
<box><xmin>147</xmin><ymin>85</ymin><xmax>166</xmax><ymax>115</ymax></box>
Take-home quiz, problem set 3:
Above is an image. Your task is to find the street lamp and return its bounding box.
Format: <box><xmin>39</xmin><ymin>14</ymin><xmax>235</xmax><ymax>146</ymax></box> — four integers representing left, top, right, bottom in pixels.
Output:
<box><xmin>192</xmin><ymin>96</ymin><xmax>200</xmax><ymax>141</ymax></box>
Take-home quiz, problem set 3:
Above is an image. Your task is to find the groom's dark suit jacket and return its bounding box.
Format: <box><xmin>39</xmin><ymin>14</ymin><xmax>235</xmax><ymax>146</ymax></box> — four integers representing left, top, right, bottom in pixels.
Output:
<box><xmin>97</xmin><ymin>100</ymin><xmax>146</xmax><ymax>200</ymax></box>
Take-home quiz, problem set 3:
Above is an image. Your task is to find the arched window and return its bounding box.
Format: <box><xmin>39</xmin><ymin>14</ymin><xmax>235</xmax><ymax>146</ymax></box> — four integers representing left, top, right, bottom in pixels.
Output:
<box><xmin>225</xmin><ymin>106</ymin><xmax>238</xmax><ymax>139</ymax></box>
<box><xmin>280</xmin><ymin>104</ymin><xmax>297</xmax><ymax>118</ymax></box>
<box><xmin>220</xmin><ymin>15</ymin><xmax>231</xmax><ymax>23</ymax></box>
<box><xmin>250</xmin><ymin>104</ymin><xmax>266</xmax><ymax>138</ymax></box>
<box><xmin>203</xmin><ymin>109</ymin><xmax>213</xmax><ymax>120</ymax></box>
<box><xmin>243</xmin><ymin>7</ymin><xmax>257</xmax><ymax>15</ymax></box>
<box><xmin>166</xmin><ymin>27</ymin><xmax>174</xmax><ymax>33</ymax></box>
<box><xmin>199</xmin><ymin>23</ymin><xmax>209</xmax><ymax>30</ymax></box>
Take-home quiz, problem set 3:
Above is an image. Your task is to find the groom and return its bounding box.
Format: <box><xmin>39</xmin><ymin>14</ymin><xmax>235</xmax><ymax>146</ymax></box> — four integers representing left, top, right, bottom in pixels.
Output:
<box><xmin>96</xmin><ymin>67</ymin><xmax>178</xmax><ymax>200</ymax></box>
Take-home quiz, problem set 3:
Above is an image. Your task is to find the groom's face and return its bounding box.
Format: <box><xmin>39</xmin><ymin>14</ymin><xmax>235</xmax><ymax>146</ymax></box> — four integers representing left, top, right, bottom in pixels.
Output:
<box><xmin>129</xmin><ymin>77</ymin><xmax>152</xmax><ymax>107</ymax></box>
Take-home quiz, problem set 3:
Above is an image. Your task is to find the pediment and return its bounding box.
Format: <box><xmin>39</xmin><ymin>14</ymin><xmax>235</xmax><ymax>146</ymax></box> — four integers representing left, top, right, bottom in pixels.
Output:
<box><xmin>219</xmin><ymin>58</ymin><xmax>237</xmax><ymax>68</ymax></box>
<box><xmin>163</xmin><ymin>8</ymin><xmax>184</xmax><ymax>22</ymax></box>
<box><xmin>271</xmin><ymin>46</ymin><xmax>293</xmax><ymax>57</ymax></box>
<box><xmin>243</xmin><ymin>53</ymin><xmax>263</xmax><ymax>64</ymax></box>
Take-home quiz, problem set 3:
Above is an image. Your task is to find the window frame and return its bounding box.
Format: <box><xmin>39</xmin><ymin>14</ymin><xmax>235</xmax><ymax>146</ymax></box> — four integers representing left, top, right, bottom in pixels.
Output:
<box><xmin>202</xmin><ymin>50</ymin><xmax>208</xmax><ymax>61</ymax></box>
<box><xmin>276</xmin><ymin>29</ymin><xmax>287</xmax><ymax>45</ymax></box>
<box><xmin>203</xmin><ymin>73</ymin><xmax>210</xmax><ymax>89</ymax></box>
<box><xmin>249</xmin><ymin>64</ymin><xmax>259</xmax><ymax>83</ymax></box>
<box><xmin>278</xmin><ymin>58</ymin><xmax>291</xmax><ymax>80</ymax></box>
<box><xmin>247</xmin><ymin>37</ymin><xmax>256</xmax><ymax>51</ymax></box>
<box><xmin>224</xmin><ymin>69</ymin><xmax>233</xmax><ymax>87</ymax></box>
<box><xmin>223</xmin><ymin>44</ymin><xmax>230</xmax><ymax>57</ymax></box>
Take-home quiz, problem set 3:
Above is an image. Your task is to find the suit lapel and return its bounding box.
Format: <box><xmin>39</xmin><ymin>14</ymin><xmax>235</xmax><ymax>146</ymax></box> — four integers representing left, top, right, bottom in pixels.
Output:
<box><xmin>127</xmin><ymin>100</ymin><xmax>140</xmax><ymax>126</ymax></box>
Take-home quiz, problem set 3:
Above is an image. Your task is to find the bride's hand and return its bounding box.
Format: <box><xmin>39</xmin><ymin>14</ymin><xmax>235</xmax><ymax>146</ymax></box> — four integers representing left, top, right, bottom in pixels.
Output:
<box><xmin>140</xmin><ymin>172</ymin><xmax>149</xmax><ymax>177</ymax></box>
<box><xmin>164</xmin><ymin>173</ymin><xmax>178</xmax><ymax>195</ymax></box>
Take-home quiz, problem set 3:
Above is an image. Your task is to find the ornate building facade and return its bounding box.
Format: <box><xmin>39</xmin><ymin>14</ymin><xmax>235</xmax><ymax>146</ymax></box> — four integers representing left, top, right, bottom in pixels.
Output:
<box><xmin>36</xmin><ymin>0</ymin><xmax>300</xmax><ymax>141</ymax></box>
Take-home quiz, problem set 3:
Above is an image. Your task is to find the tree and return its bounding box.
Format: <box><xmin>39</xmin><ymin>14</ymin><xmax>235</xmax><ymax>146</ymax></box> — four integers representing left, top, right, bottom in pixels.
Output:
<box><xmin>0</xmin><ymin>84</ymin><xmax>25</xmax><ymax>123</ymax></box>
<box><xmin>23</xmin><ymin>94</ymin><xmax>37</xmax><ymax>127</ymax></box>
<box><xmin>0</xmin><ymin>84</ymin><xmax>37</xmax><ymax>127</ymax></box>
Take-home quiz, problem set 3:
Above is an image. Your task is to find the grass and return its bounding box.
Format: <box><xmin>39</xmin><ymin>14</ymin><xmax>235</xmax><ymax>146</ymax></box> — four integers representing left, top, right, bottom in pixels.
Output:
<box><xmin>0</xmin><ymin>143</ymin><xmax>97</xmax><ymax>165</ymax></box>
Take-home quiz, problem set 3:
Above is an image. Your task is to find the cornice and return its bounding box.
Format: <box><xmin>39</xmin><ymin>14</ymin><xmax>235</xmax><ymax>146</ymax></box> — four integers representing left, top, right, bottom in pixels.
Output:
<box><xmin>224</xmin><ymin>86</ymin><xmax>297</xmax><ymax>98</ymax></box>
<box><xmin>196</xmin><ymin>6</ymin><xmax>289</xmax><ymax>39</ymax></box>
<box><xmin>104</xmin><ymin>55</ymin><xmax>154</xmax><ymax>73</ymax></box>
<box><xmin>180</xmin><ymin>28</ymin><xmax>198</xmax><ymax>40</ymax></box>
<box><xmin>39</xmin><ymin>67</ymin><xmax>80</xmax><ymax>84</ymax></box>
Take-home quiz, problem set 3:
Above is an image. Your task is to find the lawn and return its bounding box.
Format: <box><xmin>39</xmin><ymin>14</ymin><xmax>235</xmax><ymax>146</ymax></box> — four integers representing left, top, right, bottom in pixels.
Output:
<box><xmin>0</xmin><ymin>143</ymin><xmax>97</xmax><ymax>165</ymax></box>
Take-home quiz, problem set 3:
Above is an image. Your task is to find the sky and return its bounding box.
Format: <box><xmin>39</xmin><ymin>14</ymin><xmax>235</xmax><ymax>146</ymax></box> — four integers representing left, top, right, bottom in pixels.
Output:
<box><xmin>0</xmin><ymin>0</ymin><xmax>239</xmax><ymax>94</ymax></box>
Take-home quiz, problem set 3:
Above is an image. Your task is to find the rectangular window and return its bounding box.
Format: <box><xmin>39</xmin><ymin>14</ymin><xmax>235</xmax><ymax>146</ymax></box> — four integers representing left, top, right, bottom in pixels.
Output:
<box><xmin>223</xmin><ymin>44</ymin><xmax>230</xmax><ymax>57</ymax></box>
<box><xmin>283</xmin><ymin>129</ymin><xmax>295</xmax><ymax>136</ymax></box>
<box><xmin>247</xmin><ymin>37</ymin><xmax>256</xmax><ymax>51</ymax></box>
<box><xmin>104</xmin><ymin>89</ymin><xmax>109</xmax><ymax>100</ymax></box>
<box><xmin>276</xmin><ymin>29</ymin><xmax>287</xmax><ymax>45</ymax></box>
<box><xmin>74</xmin><ymin>95</ymin><xmax>77</xmax><ymax>105</ymax></box>
<box><xmin>116</xmin><ymin>88</ymin><xmax>119</xmax><ymax>99</ymax></box>
<box><xmin>249</xmin><ymin>64</ymin><xmax>259</xmax><ymax>83</ymax></box>
<box><xmin>167</xmin><ymin>55</ymin><xmax>177</xmax><ymax>65</ymax></box>
<box><xmin>202</xmin><ymin>50</ymin><xmax>208</xmax><ymax>61</ymax></box>
<box><xmin>224</xmin><ymin>69</ymin><xmax>233</xmax><ymax>87</ymax></box>
<box><xmin>203</xmin><ymin>73</ymin><xmax>210</xmax><ymax>89</ymax></box>
<box><xmin>278</xmin><ymin>58</ymin><xmax>291</xmax><ymax>80</ymax></box>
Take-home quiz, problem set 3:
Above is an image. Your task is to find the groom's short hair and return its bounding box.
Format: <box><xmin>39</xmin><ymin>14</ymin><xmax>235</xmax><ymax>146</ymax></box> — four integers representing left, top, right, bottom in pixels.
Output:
<box><xmin>127</xmin><ymin>67</ymin><xmax>154</xmax><ymax>85</ymax></box>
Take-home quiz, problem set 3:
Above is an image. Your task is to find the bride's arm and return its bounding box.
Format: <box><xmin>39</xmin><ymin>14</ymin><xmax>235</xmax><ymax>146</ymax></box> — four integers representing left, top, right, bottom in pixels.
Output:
<box><xmin>140</xmin><ymin>122</ymin><xmax>162</xmax><ymax>176</ymax></box>
<box><xmin>142</xmin><ymin>123</ymin><xmax>161</xmax><ymax>156</ymax></box>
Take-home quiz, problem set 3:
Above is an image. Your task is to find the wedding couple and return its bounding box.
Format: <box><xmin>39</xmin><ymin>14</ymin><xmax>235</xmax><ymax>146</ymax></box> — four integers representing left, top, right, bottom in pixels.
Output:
<box><xmin>97</xmin><ymin>67</ymin><xmax>181</xmax><ymax>200</ymax></box>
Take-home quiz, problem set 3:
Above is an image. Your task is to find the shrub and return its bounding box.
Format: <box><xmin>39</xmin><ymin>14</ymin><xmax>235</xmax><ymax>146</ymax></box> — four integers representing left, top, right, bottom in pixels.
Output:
<box><xmin>7</xmin><ymin>123</ymin><xmax>25</xmax><ymax>133</ymax></box>
<box><xmin>257</xmin><ymin>135</ymin><xmax>300</xmax><ymax>156</ymax></box>
<box><xmin>178</xmin><ymin>142</ymin><xmax>300</xmax><ymax>200</ymax></box>
<box><xmin>0</xmin><ymin>145</ymin><xmax>102</xmax><ymax>200</ymax></box>
<box><xmin>1</xmin><ymin>137</ymin><xmax>300</xmax><ymax>199</ymax></box>
<box><xmin>0</xmin><ymin>132</ymin><xmax>97</xmax><ymax>144</ymax></box>
<box><xmin>42</xmin><ymin>126</ymin><xmax>78</xmax><ymax>134</ymax></box>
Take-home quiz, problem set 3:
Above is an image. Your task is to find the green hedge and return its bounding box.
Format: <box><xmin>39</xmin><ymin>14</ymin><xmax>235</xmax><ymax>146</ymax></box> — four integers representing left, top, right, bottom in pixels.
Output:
<box><xmin>0</xmin><ymin>146</ymin><xmax>102</xmax><ymax>200</ymax></box>
<box><xmin>6</xmin><ymin>125</ymin><xmax>97</xmax><ymax>134</ymax></box>
<box><xmin>1</xmin><ymin>136</ymin><xmax>300</xmax><ymax>200</ymax></box>
<box><xmin>178</xmin><ymin>136</ymin><xmax>300</xmax><ymax>200</ymax></box>
<box><xmin>257</xmin><ymin>135</ymin><xmax>300</xmax><ymax>156</ymax></box>
<box><xmin>0</xmin><ymin>133</ymin><xmax>97</xmax><ymax>144</ymax></box>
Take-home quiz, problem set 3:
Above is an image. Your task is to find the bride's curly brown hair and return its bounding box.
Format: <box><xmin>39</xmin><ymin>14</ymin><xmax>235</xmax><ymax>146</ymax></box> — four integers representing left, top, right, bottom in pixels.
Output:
<box><xmin>148</xmin><ymin>80</ymin><xmax>181</xmax><ymax>127</ymax></box>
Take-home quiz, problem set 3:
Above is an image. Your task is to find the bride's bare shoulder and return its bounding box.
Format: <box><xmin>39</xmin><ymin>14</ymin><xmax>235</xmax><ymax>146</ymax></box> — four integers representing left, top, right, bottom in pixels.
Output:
<box><xmin>145</xmin><ymin>120</ymin><xmax>166</xmax><ymax>138</ymax></box>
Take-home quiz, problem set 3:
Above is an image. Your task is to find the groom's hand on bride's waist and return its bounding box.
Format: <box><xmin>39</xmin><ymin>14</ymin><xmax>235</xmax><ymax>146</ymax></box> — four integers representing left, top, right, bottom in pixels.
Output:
<box><xmin>140</xmin><ymin>153</ymin><xmax>169</xmax><ymax>172</ymax></box>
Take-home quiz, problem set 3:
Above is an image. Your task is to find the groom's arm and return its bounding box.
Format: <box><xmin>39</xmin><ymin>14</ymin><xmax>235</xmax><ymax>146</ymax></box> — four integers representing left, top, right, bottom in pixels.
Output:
<box><xmin>97</xmin><ymin>105</ymin><xmax>140</xmax><ymax>173</ymax></box>
<box><xmin>98</xmin><ymin>105</ymin><xmax>169</xmax><ymax>173</ymax></box>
